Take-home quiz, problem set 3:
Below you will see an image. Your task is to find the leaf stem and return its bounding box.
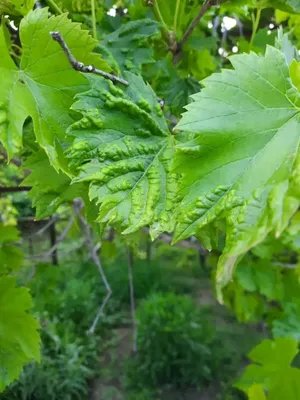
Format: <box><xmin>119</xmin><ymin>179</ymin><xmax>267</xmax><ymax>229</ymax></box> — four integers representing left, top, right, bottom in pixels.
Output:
<box><xmin>151</xmin><ymin>0</ymin><xmax>171</xmax><ymax>44</ymax></box>
<box><xmin>177</xmin><ymin>0</ymin><xmax>213</xmax><ymax>50</ymax></box>
<box><xmin>174</xmin><ymin>0</ymin><xmax>217</xmax><ymax>63</ymax></box>
<box><xmin>45</xmin><ymin>0</ymin><xmax>63</xmax><ymax>15</ymax></box>
<box><xmin>173</xmin><ymin>0</ymin><xmax>181</xmax><ymax>35</ymax></box>
<box><xmin>249</xmin><ymin>7</ymin><xmax>261</xmax><ymax>52</ymax></box>
<box><xmin>90</xmin><ymin>0</ymin><xmax>97</xmax><ymax>40</ymax></box>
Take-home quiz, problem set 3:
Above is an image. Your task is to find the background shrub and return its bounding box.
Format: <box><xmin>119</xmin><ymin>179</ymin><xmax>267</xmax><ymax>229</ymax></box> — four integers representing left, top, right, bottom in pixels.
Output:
<box><xmin>126</xmin><ymin>292</ymin><xmax>216</xmax><ymax>391</ymax></box>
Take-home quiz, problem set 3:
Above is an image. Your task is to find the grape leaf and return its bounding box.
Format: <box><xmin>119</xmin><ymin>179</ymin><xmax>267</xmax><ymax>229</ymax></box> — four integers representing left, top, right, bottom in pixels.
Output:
<box><xmin>0</xmin><ymin>224</ymin><xmax>20</xmax><ymax>243</ymax></box>
<box><xmin>67</xmin><ymin>72</ymin><xmax>177</xmax><ymax>239</ymax></box>
<box><xmin>0</xmin><ymin>276</ymin><xmax>40</xmax><ymax>392</ymax></box>
<box><xmin>269</xmin><ymin>0</ymin><xmax>300</xmax><ymax>13</ymax></box>
<box><xmin>235</xmin><ymin>261</ymin><xmax>284</xmax><ymax>301</ymax></box>
<box><xmin>272</xmin><ymin>303</ymin><xmax>300</xmax><ymax>341</ymax></box>
<box><xmin>290</xmin><ymin>60</ymin><xmax>300</xmax><ymax>91</ymax></box>
<box><xmin>175</xmin><ymin>46</ymin><xmax>300</xmax><ymax>299</ymax></box>
<box><xmin>223</xmin><ymin>0</ymin><xmax>300</xmax><ymax>13</ymax></box>
<box><xmin>0</xmin><ymin>0</ymin><xmax>34</xmax><ymax>16</ymax></box>
<box><xmin>235</xmin><ymin>338</ymin><xmax>300</xmax><ymax>400</ymax></box>
<box><xmin>248</xmin><ymin>385</ymin><xmax>267</xmax><ymax>400</ymax></box>
<box><xmin>22</xmin><ymin>150</ymin><xmax>86</xmax><ymax>219</ymax></box>
<box><xmin>0</xmin><ymin>7</ymin><xmax>107</xmax><ymax>168</ymax></box>
<box><xmin>145</xmin><ymin>57</ymin><xmax>201</xmax><ymax>117</ymax></box>
<box><xmin>100</xmin><ymin>19</ymin><xmax>159</xmax><ymax>75</ymax></box>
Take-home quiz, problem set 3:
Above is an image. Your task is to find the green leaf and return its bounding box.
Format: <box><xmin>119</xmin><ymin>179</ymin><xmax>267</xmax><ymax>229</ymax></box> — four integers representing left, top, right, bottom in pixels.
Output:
<box><xmin>235</xmin><ymin>338</ymin><xmax>300</xmax><ymax>398</ymax></box>
<box><xmin>235</xmin><ymin>261</ymin><xmax>284</xmax><ymax>301</ymax></box>
<box><xmin>22</xmin><ymin>150</ymin><xmax>86</xmax><ymax>219</ymax></box>
<box><xmin>0</xmin><ymin>245</ymin><xmax>23</xmax><ymax>275</ymax></box>
<box><xmin>174</xmin><ymin>46</ymin><xmax>300</xmax><ymax>299</ymax></box>
<box><xmin>0</xmin><ymin>224</ymin><xmax>20</xmax><ymax>243</ymax></box>
<box><xmin>290</xmin><ymin>60</ymin><xmax>300</xmax><ymax>91</ymax></box>
<box><xmin>100</xmin><ymin>19</ymin><xmax>159</xmax><ymax>75</ymax></box>
<box><xmin>0</xmin><ymin>224</ymin><xmax>23</xmax><ymax>275</ymax></box>
<box><xmin>248</xmin><ymin>337</ymin><xmax>298</xmax><ymax>366</ymax></box>
<box><xmin>0</xmin><ymin>0</ymin><xmax>34</xmax><ymax>16</ymax></box>
<box><xmin>272</xmin><ymin>303</ymin><xmax>300</xmax><ymax>341</ymax></box>
<box><xmin>67</xmin><ymin>72</ymin><xmax>177</xmax><ymax>239</ymax></box>
<box><xmin>275</xmin><ymin>28</ymin><xmax>298</xmax><ymax>65</ymax></box>
<box><xmin>224</xmin><ymin>0</ymin><xmax>300</xmax><ymax>13</ymax></box>
<box><xmin>0</xmin><ymin>8</ymin><xmax>107</xmax><ymax>168</ymax></box>
<box><xmin>0</xmin><ymin>276</ymin><xmax>40</xmax><ymax>392</ymax></box>
<box><xmin>267</xmin><ymin>0</ymin><xmax>300</xmax><ymax>13</ymax></box>
<box><xmin>248</xmin><ymin>385</ymin><xmax>267</xmax><ymax>400</ymax></box>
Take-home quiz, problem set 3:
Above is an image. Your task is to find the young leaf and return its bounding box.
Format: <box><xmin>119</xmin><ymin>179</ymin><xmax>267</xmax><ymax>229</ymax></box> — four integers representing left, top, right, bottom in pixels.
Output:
<box><xmin>67</xmin><ymin>72</ymin><xmax>177</xmax><ymax>239</ymax></box>
<box><xmin>0</xmin><ymin>7</ymin><xmax>107</xmax><ymax>168</ymax></box>
<box><xmin>175</xmin><ymin>46</ymin><xmax>300</xmax><ymax>299</ymax></box>
<box><xmin>0</xmin><ymin>276</ymin><xmax>40</xmax><ymax>392</ymax></box>
<box><xmin>100</xmin><ymin>19</ymin><xmax>159</xmax><ymax>75</ymax></box>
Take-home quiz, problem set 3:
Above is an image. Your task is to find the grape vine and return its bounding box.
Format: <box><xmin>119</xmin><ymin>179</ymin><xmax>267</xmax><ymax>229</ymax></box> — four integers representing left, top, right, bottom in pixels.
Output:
<box><xmin>1</xmin><ymin>0</ymin><xmax>300</xmax><ymax>396</ymax></box>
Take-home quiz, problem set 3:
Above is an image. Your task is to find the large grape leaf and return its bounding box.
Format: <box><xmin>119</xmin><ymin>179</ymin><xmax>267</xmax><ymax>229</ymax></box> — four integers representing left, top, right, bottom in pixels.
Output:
<box><xmin>22</xmin><ymin>150</ymin><xmax>88</xmax><ymax>219</ymax></box>
<box><xmin>174</xmin><ymin>46</ymin><xmax>300</xmax><ymax>300</ymax></box>
<box><xmin>0</xmin><ymin>276</ymin><xmax>40</xmax><ymax>392</ymax></box>
<box><xmin>67</xmin><ymin>72</ymin><xmax>177</xmax><ymax>239</ymax></box>
<box><xmin>0</xmin><ymin>7</ymin><xmax>107</xmax><ymax>168</ymax></box>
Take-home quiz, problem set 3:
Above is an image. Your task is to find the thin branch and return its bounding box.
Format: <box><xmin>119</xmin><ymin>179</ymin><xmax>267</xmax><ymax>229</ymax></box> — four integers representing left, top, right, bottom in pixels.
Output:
<box><xmin>147</xmin><ymin>0</ymin><xmax>176</xmax><ymax>52</ymax></box>
<box><xmin>249</xmin><ymin>7</ymin><xmax>262</xmax><ymax>52</ymax></box>
<box><xmin>128</xmin><ymin>247</ymin><xmax>137</xmax><ymax>353</ymax></box>
<box><xmin>73</xmin><ymin>199</ymin><xmax>112</xmax><ymax>335</ymax></box>
<box><xmin>174</xmin><ymin>0</ymin><xmax>219</xmax><ymax>62</ymax></box>
<box><xmin>49</xmin><ymin>31</ymin><xmax>129</xmax><ymax>86</ymax></box>
<box><xmin>0</xmin><ymin>186</ymin><xmax>31</xmax><ymax>193</ymax></box>
<box><xmin>29</xmin><ymin>215</ymin><xmax>74</xmax><ymax>260</ymax></box>
<box><xmin>27</xmin><ymin>214</ymin><xmax>59</xmax><ymax>238</ymax></box>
